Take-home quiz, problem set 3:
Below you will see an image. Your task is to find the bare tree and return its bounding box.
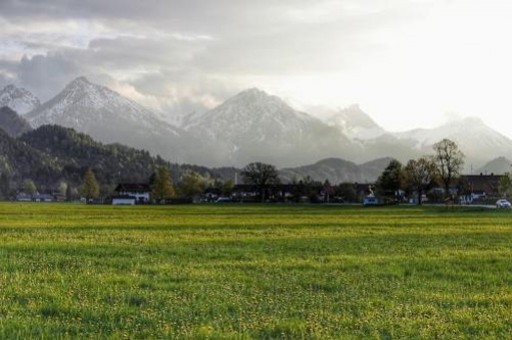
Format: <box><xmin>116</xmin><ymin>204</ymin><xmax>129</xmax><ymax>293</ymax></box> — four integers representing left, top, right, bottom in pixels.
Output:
<box><xmin>404</xmin><ymin>157</ymin><xmax>439</xmax><ymax>205</ymax></box>
<box><xmin>241</xmin><ymin>162</ymin><xmax>280</xmax><ymax>202</ymax></box>
<box><xmin>433</xmin><ymin>139</ymin><xmax>465</xmax><ymax>197</ymax></box>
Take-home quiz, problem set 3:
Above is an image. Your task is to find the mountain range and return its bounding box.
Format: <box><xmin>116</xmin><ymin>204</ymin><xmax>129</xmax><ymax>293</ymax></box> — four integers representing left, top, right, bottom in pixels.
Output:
<box><xmin>0</xmin><ymin>117</ymin><xmax>220</xmax><ymax>197</ymax></box>
<box><xmin>182</xmin><ymin>88</ymin><xmax>357</xmax><ymax>167</ymax></box>
<box><xmin>1</xmin><ymin>78</ymin><xmax>512</xmax><ymax>177</ymax></box>
<box><xmin>0</xmin><ymin>84</ymin><xmax>40</xmax><ymax>114</ymax></box>
<box><xmin>24</xmin><ymin>77</ymin><xmax>197</xmax><ymax>164</ymax></box>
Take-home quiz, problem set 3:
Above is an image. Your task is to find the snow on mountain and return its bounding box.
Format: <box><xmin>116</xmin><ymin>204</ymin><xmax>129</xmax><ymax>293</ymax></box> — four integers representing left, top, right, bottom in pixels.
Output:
<box><xmin>182</xmin><ymin>88</ymin><xmax>357</xmax><ymax>167</ymax></box>
<box><xmin>18</xmin><ymin>77</ymin><xmax>512</xmax><ymax>169</ymax></box>
<box><xmin>26</xmin><ymin>77</ymin><xmax>197</xmax><ymax>162</ymax></box>
<box><xmin>183</xmin><ymin>88</ymin><xmax>319</xmax><ymax>137</ymax></box>
<box><xmin>325</xmin><ymin>104</ymin><xmax>386</xmax><ymax>140</ymax></box>
<box><xmin>394</xmin><ymin>117</ymin><xmax>512</xmax><ymax>167</ymax></box>
<box><xmin>0</xmin><ymin>84</ymin><xmax>41</xmax><ymax>115</ymax></box>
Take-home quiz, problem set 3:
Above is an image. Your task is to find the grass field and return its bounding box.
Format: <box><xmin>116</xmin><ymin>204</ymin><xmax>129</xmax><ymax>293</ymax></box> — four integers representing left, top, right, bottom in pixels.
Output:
<box><xmin>0</xmin><ymin>203</ymin><xmax>511</xmax><ymax>338</ymax></box>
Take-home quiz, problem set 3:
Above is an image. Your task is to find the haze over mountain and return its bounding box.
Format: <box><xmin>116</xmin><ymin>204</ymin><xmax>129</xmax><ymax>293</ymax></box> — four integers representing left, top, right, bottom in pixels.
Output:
<box><xmin>0</xmin><ymin>85</ymin><xmax>41</xmax><ymax>115</ymax></box>
<box><xmin>0</xmin><ymin>106</ymin><xmax>32</xmax><ymax>137</ymax></box>
<box><xmin>394</xmin><ymin>117</ymin><xmax>512</xmax><ymax>167</ymax></box>
<box><xmin>325</xmin><ymin>104</ymin><xmax>386</xmax><ymax>141</ymax></box>
<box><xmin>280</xmin><ymin>157</ymin><xmax>392</xmax><ymax>184</ymax></box>
<box><xmin>182</xmin><ymin>88</ymin><xmax>358</xmax><ymax>167</ymax></box>
<box><xmin>19</xmin><ymin>76</ymin><xmax>512</xmax><ymax>171</ymax></box>
<box><xmin>25</xmin><ymin>77</ymin><xmax>198</xmax><ymax>163</ymax></box>
<box><xmin>476</xmin><ymin>157</ymin><xmax>512</xmax><ymax>175</ymax></box>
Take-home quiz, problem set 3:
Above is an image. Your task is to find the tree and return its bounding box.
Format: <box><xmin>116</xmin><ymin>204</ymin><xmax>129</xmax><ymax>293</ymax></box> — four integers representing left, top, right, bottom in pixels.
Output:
<box><xmin>292</xmin><ymin>176</ymin><xmax>317</xmax><ymax>202</ymax></box>
<box><xmin>241</xmin><ymin>162</ymin><xmax>280</xmax><ymax>202</ymax></box>
<box><xmin>65</xmin><ymin>183</ymin><xmax>75</xmax><ymax>201</ymax></box>
<box><xmin>151</xmin><ymin>166</ymin><xmax>175</xmax><ymax>203</ymax></box>
<box><xmin>335</xmin><ymin>183</ymin><xmax>358</xmax><ymax>203</ymax></box>
<box><xmin>0</xmin><ymin>173</ymin><xmax>11</xmax><ymax>199</ymax></box>
<box><xmin>80</xmin><ymin>168</ymin><xmax>100</xmax><ymax>202</ymax></box>
<box><xmin>22</xmin><ymin>179</ymin><xmax>37</xmax><ymax>195</ymax></box>
<box><xmin>433</xmin><ymin>139</ymin><xmax>465</xmax><ymax>198</ymax></box>
<box><xmin>177</xmin><ymin>171</ymin><xmax>206</xmax><ymax>198</ymax></box>
<box><xmin>498</xmin><ymin>173</ymin><xmax>512</xmax><ymax>198</ymax></box>
<box><xmin>323</xmin><ymin>180</ymin><xmax>334</xmax><ymax>203</ymax></box>
<box><xmin>22</xmin><ymin>179</ymin><xmax>37</xmax><ymax>196</ymax></box>
<box><xmin>404</xmin><ymin>157</ymin><xmax>439</xmax><ymax>205</ymax></box>
<box><xmin>57</xmin><ymin>181</ymin><xmax>68</xmax><ymax>196</ymax></box>
<box><xmin>221</xmin><ymin>180</ymin><xmax>234</xmax><ymax>196</ymax></box>
<box><xmin>376</xmin><ymin>159</ymin><xmax>404</xmax><ymax>203</ymax></box>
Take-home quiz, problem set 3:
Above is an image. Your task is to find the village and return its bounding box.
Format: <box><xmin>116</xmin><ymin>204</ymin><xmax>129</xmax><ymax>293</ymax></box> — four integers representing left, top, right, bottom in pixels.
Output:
<box><xmin>12</xmin><ymin>172</ymin><xmax>507</xmax><ymax>208</ymax></box>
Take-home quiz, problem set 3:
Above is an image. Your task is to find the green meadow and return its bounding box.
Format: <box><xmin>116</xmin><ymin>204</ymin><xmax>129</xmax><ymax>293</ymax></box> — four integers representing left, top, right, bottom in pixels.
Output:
<box><xmin>0</xmin><ymin>203</ymin><xmax>511</xmax><ymax>338</ymax></box>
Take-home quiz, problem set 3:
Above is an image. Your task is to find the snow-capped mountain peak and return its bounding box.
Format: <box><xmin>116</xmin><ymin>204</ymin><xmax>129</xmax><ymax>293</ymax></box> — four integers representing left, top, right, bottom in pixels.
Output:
<box><xmin>394</xmin><ymin>116</ymin><xmax>512</xmax><ymax>166</ymax></box>
<box><xmin>26</xmin><ymin>76</ymin><xmax>172</xmax><ymax>131</ymax></box>
<box><xmin>182</xmin><ymin>87</ymin><xmax>320</xmax><ymax>138</ymax></box>
<box><xmin>180</xmin><ymin>87</ymin><xmax>356</xmax><ymax>167</ymax></box>
<box><xmin>326</xmin><ymin>104</ymin><xmax>386</xmax><ymax>140</ymax></box>
<box><xmin>0</xmin><ymin>84</ymin><xmax>41</xmax><ymax>115</ymax></box>
<box><xmin>24</xmin><ymin>76</ymin><xmax>198</xmax><ymax>164</ymax></box>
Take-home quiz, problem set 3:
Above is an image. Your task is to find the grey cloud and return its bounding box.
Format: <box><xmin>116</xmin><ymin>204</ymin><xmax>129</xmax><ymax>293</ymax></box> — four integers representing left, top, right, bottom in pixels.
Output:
<box><xmin>87</xmin><ymin>36</ymin><xmax>208</xmax><ymax>70</ymax></box>
<box><xmin>192</xmin><ymin>5</ymin><xmax>423</xmax><ymax>75</ymax></box>
<box><xmin>0</xmin><ymin>0</ymin><xmax>436</xmax><ymax>114</ymax></box>
<box><xmin>16</xmin><ymin>53</ymin><xmax>83</xmax><ymax>100</ymax></box>
<box><xmin>131</xmin><ymin>69</ymin><xmax>236</xmax><ymax>114</ymax></box>
<box><xmin>10</xmin><ymin>32</ymin><xmax>211</xmax><ymax>99</ymax></box>
<box><xmin>0</xmin><ymin>0</ymin><xmax>339</xmax><ymax>37</ymax></box>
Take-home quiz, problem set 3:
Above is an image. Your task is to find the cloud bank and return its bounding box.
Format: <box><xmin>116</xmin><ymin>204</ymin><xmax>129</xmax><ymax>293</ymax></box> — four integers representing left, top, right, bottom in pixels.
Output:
<box><xmin>1</xmin><ymin>0</ymin><xmax>512</xmax><ymax>136</ymax></box>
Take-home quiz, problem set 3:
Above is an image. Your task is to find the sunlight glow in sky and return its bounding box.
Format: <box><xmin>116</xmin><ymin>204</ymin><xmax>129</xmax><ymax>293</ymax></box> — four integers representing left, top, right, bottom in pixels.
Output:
<box><xmin>1</xmin><ymin>0</ymin><xmax>512</xmax><ymax>136</ymax></box>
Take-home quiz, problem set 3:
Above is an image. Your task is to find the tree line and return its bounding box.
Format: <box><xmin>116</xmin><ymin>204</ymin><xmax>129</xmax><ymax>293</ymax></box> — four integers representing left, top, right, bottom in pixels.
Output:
<box><xmin>376</xmin><ymin>138</ymin><xmax>465</xmax><ymax>204</ymax></box>
<box><xmin>27</xmin><ymin>138</ymin><xmax>469</xmax><ymax>205</ymax></box>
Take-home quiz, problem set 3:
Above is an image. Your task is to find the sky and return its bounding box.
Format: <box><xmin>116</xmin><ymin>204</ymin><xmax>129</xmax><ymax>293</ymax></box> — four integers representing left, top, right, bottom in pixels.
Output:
<box><xmin>1</xmin><ymin>0</ymin><xmax>512</xmax><ymax>135</ymax></box>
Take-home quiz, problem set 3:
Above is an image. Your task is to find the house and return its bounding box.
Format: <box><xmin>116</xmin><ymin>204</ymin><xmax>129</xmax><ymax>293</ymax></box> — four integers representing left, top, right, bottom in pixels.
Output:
<box><xmin>16</xmin><ymin>192</ymin><xmax>32</xmax><ymax>202</ymax></box>
<box><xmin>15</xmin><ymin>192</ymin><xmax>54</xmax><ymax>202</ymax></box>
<box><xmin>112</xmin><ymin>195</ymin><xmax>137</xmax><ymax>205</ymax></box>
<box><xmin>114</xmin><ymin>183</ymin><xmax>151</xmax><ymax>204</ymax></box>
<box><xmin>458</xmin><ymin>174</ymin><xmax>503</xmax><ymax>203</ymax></box>
<box><xmin>33</xmin><ymin>193</ymin><xmax>53</xmax><ymax>202</ymax></box>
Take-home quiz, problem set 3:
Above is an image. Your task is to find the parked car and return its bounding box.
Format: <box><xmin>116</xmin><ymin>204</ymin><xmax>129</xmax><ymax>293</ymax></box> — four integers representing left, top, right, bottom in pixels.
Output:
<box><xmin>496</xmin><ymin>199</ymin><xmax>511</xmax><ymax>208</ymax></box>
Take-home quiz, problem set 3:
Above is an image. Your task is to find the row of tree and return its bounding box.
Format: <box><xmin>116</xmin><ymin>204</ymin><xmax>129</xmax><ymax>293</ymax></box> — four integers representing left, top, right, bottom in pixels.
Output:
<box><xmin>79</xmin><ymin>165</ymin><xmax>235</xmax><ymax>203</ymax></box>
<box><xmin>376</xmin><ymin>139</ymin><xmax>465</xmax><ymax>204</ymax></box>
<box><xmin>34</xmin><ymin>138</ymin><xmax>467</xmax><ymax>205</ymax></box>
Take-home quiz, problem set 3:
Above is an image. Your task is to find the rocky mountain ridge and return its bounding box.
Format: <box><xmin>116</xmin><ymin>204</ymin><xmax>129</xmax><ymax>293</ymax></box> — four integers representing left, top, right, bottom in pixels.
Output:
<box><xmin>15</xmin><ymin>76</ymin><xmax>512</xmax><ymax>171</ymax></box>
<box><xmin>0</xmin><ymin>84</ymin><xmax>41</xmax><ymax>114</ymax></box>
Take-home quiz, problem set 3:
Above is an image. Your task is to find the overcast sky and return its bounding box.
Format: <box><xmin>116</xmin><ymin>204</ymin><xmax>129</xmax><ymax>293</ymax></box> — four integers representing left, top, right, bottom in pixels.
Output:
<box><xmin>1</xmin><ymin>0</ymin><xmax>512</xmax><ymax>135</ymax></box>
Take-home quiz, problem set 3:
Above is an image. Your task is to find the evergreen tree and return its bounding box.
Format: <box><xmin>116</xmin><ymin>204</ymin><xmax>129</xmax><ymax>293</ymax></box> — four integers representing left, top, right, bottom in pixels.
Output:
<box><xmin>376</xmin><ymin>159</ymin><xmax>404</xmax><ymax>203</ymax></box>
<box><xmin>65</xmin><ymin>183</ymin><xmax>74</xmax><ymax>201</ymax></box>
<box><xmin>0</xmin><ymin>173</ymin><xmax>11</xmax><ymax>199</ymax></box>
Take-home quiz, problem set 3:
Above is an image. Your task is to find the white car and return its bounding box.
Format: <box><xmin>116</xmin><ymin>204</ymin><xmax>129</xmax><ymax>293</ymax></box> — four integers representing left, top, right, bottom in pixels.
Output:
<box><xmin>496</xmin><ymin>199</ymin><xmax>512</xmax><ymax>208</ymax></box>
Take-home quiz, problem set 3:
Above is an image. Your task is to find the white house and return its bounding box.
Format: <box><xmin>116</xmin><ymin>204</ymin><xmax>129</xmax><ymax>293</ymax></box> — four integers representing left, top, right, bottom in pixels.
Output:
<box><xmin>114</xmin><ymin>183</ymin><xmax>151</xmax><ymax>204</ymax></box>
<box><xmin>112</xmin><ymin>195</ymin><xmax>137</xmax><ymax>205</ymax></box>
